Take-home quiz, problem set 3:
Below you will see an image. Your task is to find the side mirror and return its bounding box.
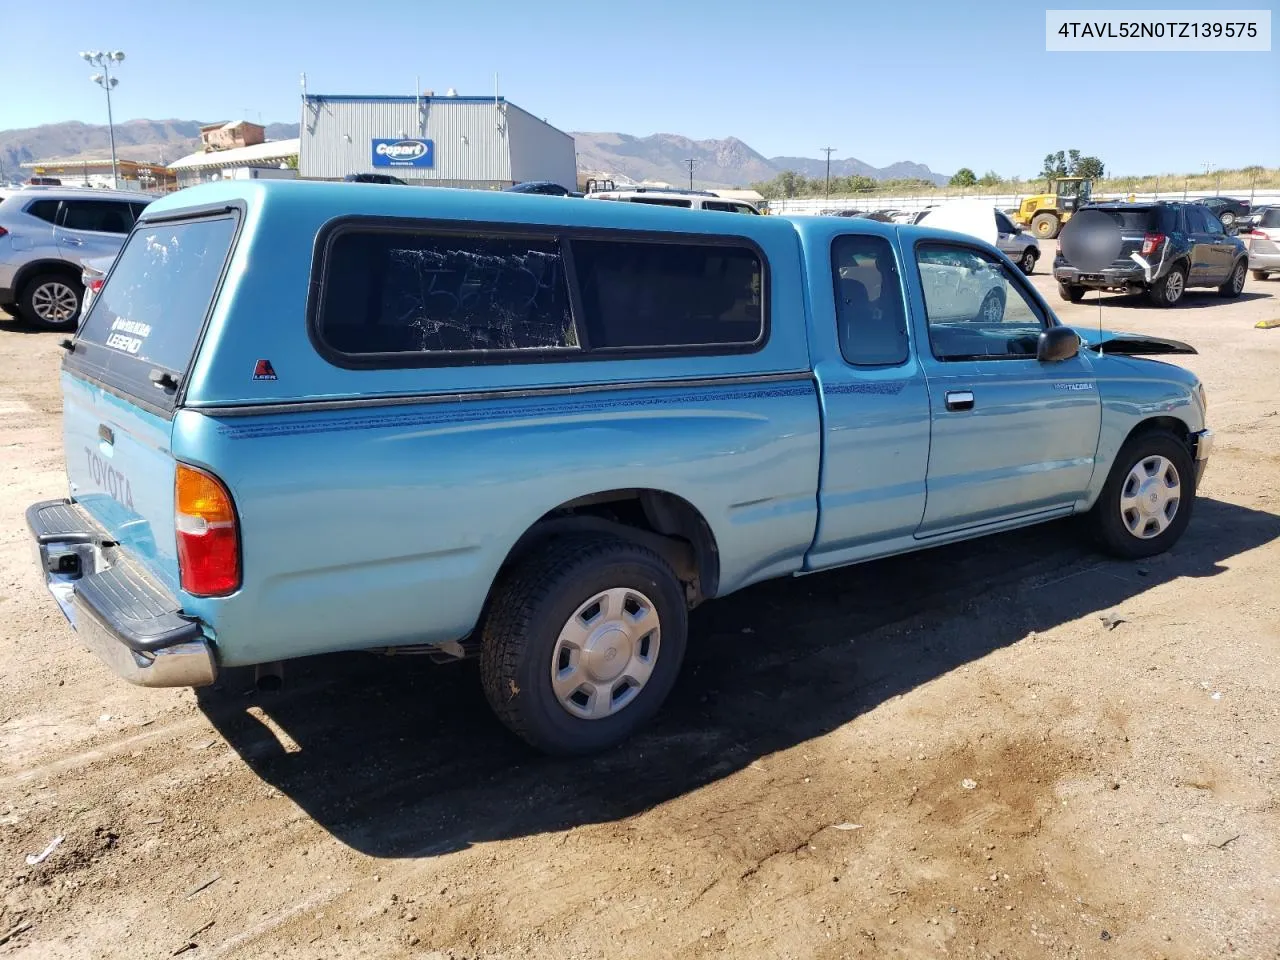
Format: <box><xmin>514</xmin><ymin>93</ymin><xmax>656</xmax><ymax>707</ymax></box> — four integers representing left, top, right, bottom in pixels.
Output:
<box><xmin>1038</xmin><ymin>325</ymin><xmax>1081</xmax><ymax>363</ymax></box>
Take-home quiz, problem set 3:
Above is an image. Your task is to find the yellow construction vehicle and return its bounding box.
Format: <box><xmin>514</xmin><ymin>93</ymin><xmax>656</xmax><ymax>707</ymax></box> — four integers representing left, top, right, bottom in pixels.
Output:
<box><xmin>1013</xmin><ymin>176</ymin><xmax>1094</xmax><ymax>239</ymax></box>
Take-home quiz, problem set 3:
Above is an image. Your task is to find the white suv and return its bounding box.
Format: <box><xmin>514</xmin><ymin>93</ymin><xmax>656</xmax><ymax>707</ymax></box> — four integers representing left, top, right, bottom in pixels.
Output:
<box><xmin>0</xmin><ymin>189</ymin><xmax>149</xmax><ymax>329</ymax></box>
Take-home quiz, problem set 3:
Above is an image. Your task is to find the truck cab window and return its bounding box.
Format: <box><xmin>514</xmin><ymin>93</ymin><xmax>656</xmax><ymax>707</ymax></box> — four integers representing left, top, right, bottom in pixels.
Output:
<box><xmin>916</xmin><ymin>243</ymin><xmax>1046</xmax><ymax>361</ymax></box>
<box><xmin>830</xmin><ymin>234</ymin><xmax>909</xmax><ymax>366</ymax></box>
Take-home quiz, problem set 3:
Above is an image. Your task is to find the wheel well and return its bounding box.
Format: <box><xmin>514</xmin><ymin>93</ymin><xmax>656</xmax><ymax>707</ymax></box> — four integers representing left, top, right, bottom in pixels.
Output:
<box><xmin>14</xmin><ymin>260</ymin><xmax>81</xmax><ymax>298</ymax></box>
<box><xmin>1127</xmin><ymin>416</ymin><xmax>1189</xmax><ymax>447</ymax></box>
<box><xmin>502</xmin><ymin>489</ymin><xmax>720</xmax><ymax>607</ymax></box>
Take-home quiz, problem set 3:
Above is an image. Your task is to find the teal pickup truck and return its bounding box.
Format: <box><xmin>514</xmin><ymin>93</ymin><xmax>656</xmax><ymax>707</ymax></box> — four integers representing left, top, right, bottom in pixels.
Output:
<box><xmin>28</xmin><ymin>181</ymin><xmax>1212</xmax><ymax>754</ymax></box>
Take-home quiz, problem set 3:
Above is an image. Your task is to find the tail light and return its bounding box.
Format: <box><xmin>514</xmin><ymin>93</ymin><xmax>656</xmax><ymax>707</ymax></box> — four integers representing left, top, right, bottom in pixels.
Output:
<box><xmin>1141</xmin><ymin>233</ymin><xmax>1165</xmax><ymax>256</ymax></box>
<box><xmin>0</xmin><ymin>226</ymin><xmax>8</xmax><ymax>238</ymax></box>
<box><xmin>86</xmin><ymin>277</ymin><xmax>105</xmax><ymax>294</ymax></box>
<box><xmin>175</xmin><ymin>464</ymin><xmax>240</xmax><ymax>597</ymax></box>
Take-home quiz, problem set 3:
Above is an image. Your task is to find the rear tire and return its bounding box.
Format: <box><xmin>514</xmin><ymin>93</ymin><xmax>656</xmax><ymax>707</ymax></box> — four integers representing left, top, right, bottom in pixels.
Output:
<box><xmin>1087</xmin><ymin>430</ymin><xmax>1196</xmax><ymax>560</ymax></box>
<box><xmin>18</xmin><ymin>273</ymin><xmax>82</xmax><ymax>330</ymax></box>
<box><xmin>1057</xmin><ymin>281</ymin><xmax>1085</xmax><ymax>303</ymax></box>
<box><xmin>1031</xmin><ymin>213</ymin><xmax>1059</xmax><ymax>239</ymax></box>
<box><xmin>1148</xmin><ymin>264</ymin><xmax>1187</xmax><ymax>308</ymax></box>
<box><xmin>1218</xmin><ymin>259</ymin><xmax>1247</xmax><ymax>298</ymax></box>
<box><xmin>479</xmin><ymin>535</ymin><xmax>688</xmax><ymax>756</ymax></box>
<box><xmin>1019</xmin><ymin>249</ymin><xmax>1037</xmax><ymax>275</ymax></box>
<box><xmin>1253</xmin><ymin>269</ymin><xmax>1271</xmax><ymax>282</ymax></box>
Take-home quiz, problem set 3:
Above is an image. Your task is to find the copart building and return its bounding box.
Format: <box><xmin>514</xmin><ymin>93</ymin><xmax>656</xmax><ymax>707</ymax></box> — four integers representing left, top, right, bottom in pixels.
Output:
<box><xmin>298</xmin><ymin>92</ymin><xmax>577</xmax><ymax>189</ymax></box>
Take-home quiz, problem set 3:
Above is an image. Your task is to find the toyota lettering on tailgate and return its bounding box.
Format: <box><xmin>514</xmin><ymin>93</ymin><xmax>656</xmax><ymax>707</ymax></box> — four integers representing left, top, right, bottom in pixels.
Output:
<box><xmin>84</xmin><ymin>447</ymin><xmax>135</xmax><ymax>510</ymax></box>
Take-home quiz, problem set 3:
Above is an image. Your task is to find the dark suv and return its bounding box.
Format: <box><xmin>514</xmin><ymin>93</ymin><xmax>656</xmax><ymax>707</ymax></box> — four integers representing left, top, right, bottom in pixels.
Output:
<box><xmin>1054</xmin><ymin>202</ymin><xmax>1248</xmax><ymax>308</ymax></box>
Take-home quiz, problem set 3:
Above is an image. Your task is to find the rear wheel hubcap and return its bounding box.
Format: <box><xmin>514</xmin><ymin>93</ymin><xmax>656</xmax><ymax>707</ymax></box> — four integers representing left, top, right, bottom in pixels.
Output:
<box><xmin>551</xmin><ymin>587</ymin><xmax>661</xmax><ymax>720</ymax></box>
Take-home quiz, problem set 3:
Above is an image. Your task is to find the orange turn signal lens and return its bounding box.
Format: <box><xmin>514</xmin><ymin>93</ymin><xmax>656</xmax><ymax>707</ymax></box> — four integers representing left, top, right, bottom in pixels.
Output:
<box><xmin>175</xmin><ymin>464</ymin><xmax>240</xmax><ymax>597</ymax></box>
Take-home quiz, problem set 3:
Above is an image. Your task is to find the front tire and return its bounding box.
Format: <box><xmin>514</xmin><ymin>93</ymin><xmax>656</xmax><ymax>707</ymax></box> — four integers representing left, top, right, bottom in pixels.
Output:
<box><xmin>1057</xmin><ymin>281</ymin><xmax>1085</xmax><ymax>303</ymax></box>
<box><xmin>1148</xmin><ymin>264</ymin><xmax>1187</xmax><ymax>308</ymax></box>
<box><xmin>1218</xmin><ymin>259</ymin><xmax>1247</xmax><ymax>298</ymax></box>
<box><xmin>979</xmin><ymin>289</ymin><xmax>1005</xmax><ymax>322</ymax></box>
<box><xmin>1087</xmin><ymin>430</ymin><xmax>1196</xmax><ymax>560</ymax></box>
<box><xmin>1019</xmin><ymin>249</ymin><xmax>1037</xmax><ymax>275</ymax></box>
<box><xmin>1219</xmin><ymin>211</ymin><xmax>1236</xmax><ymax>229</ymax></box>
<box><xmin>18</xmin><ymin>273</ymin><xmax>82</xmax><ymax>330</ymax></box>
<box><xmin>479</xmin><ymin>535</ymin><xmax>688</xmax><ymax>756</ymax></box>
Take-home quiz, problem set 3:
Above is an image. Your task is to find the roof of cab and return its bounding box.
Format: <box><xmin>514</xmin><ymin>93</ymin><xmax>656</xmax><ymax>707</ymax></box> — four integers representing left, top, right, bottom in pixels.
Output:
<box><xmin>140</xmin><ymin>179</ymin><xmax>800</xmax><ymax>242</ymax></box>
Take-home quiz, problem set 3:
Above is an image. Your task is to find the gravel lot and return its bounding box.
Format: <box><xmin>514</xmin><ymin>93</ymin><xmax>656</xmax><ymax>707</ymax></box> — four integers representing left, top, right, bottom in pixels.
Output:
<box><xmin>2</xmin><ymin>250</ymin><xmax>1278</xmax><ymax>959</ymax></box>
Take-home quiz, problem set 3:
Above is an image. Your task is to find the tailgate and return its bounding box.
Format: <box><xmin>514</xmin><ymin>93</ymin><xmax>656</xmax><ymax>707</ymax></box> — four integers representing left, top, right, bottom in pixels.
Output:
<box><xmin>62</xmin><ymin>371</ymin><xmax>180</xmax><ymax>592</ymax></box>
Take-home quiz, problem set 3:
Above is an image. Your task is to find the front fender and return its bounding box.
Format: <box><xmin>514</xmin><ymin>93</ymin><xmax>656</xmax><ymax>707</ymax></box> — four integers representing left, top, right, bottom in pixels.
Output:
<box><xmin>1084</xmin><ymin>354</ymin><xmax>1205</xmax><ymax>509</ymax></box>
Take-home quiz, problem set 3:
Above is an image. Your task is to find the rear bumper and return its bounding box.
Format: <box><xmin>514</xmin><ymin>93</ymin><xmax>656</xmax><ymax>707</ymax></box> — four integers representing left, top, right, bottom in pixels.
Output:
<box><xmin>1053</xmin><ymin>262</ymin><xmax>1147</xmax><ymax>289</ymax></box>
<box><xmin>1248</xmin><ymin>250</ymin><xmax>1280</xmax><ymax>271</ymax></box>
<box><xmin>1192</xmin><ymin>428</ymin><xmax>1213</xmax><ymax>487</ymax></box>
<box><xmin>26</xmin><ymin>499</ymin><xmax>217</xmax><ymax>688</ymax></box>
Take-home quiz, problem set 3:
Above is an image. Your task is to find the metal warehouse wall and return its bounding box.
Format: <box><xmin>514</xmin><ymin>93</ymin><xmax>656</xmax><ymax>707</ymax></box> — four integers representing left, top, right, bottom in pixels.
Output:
<box><xmin>299</xmin><ymin>96</ymin><xmax>512</xmax><ymax>182</ymax></box>
<box><xmin>505</xmin><ymin>105</ymin><xmax>577</xmax><ymax>188</ymax></box>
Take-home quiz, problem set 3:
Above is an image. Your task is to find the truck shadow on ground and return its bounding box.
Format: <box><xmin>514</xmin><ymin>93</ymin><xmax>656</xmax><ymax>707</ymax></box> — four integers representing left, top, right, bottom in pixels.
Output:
<box><xmin>197</xmin><ymin>497</ymin><xmax>1280</xmax><ymax>858</ymax></box>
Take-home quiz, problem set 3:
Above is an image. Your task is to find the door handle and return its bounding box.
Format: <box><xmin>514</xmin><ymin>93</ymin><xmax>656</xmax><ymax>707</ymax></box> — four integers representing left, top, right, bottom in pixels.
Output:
<box><xmin>63</xmin><ymin>237</ymin><xmax>84</xmax><ymax>246</ymax></box>
<box><xmin>945</xmin><ymin>390</ymin><xmax>975</xmax><ymax>412</ymax></box>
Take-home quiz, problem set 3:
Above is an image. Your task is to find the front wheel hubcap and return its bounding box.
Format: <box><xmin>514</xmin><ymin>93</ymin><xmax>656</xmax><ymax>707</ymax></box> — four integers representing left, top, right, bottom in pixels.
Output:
<box><xmin>551</xmin><ymin>587</ymin><xmax>660</xmax><ymax>720</ymax></box>
<box><xmin>1119</xmin><ymin>455</ymin><xmax>1181</xmax><ymax>539</ymax></box>
<box><xmin>31</xmin><ymin>282</ymin><xmax>78</xmax><ymax>322</ymax></box>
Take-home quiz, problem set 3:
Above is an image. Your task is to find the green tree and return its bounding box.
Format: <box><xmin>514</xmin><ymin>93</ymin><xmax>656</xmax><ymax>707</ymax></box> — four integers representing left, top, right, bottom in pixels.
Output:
<box><xmin>1042</xmin><ymin>151</ymin><xmax>1068</xmax><ymax>179</ymax></box>
<box><xmin>978</xmin><ymin>170</ymin><xmax>1001</xmax><ymax>187</ymax></box>
<box><xmin>949</xmin><ymin>167</ymin><xmax>978</xmax><ymax>188</ymax></box>
<box><xmin>1073</xmin><ymin>155</ymin><xmax>1105</xmax><ymax>179</ymax></box>
<box><xmin>283</xmin><ymin>154</ymin><xmax>299</xmax><ymax>170</ymax></box>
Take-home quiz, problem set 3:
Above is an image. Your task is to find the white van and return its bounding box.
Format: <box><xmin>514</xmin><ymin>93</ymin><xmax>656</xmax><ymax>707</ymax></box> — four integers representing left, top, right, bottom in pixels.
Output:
<box><xmin>587</xmin><ymin>187</ymin><xmax>759</xmax><ymax>215</ymax></box>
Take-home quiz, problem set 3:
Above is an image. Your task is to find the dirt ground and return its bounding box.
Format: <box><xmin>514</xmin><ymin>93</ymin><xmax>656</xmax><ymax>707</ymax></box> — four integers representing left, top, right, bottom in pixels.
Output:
<box><xmin>2</xmin><ymin>250</ymin><xmax>1278</xmax><ymax>960</ymax></box>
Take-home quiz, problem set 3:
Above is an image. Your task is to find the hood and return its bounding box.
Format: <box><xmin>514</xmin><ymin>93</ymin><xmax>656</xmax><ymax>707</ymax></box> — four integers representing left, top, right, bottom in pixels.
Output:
<box><xmin>1077</xmin><ymin>328</ymin><xmax>1197</xmax><ymax>356</ymax></box>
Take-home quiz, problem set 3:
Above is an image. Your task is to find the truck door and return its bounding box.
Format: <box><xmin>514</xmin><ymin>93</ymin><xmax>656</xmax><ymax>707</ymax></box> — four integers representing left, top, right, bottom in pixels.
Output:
<box><xmin>805</xmin><ymin>231</ymin><xmax>932</xmax><ymax>570</ymax></box>
<box><xmin>908</xmin><ymin>240</ymin><xmax>1101</xmax><ymax>536</ymax></box>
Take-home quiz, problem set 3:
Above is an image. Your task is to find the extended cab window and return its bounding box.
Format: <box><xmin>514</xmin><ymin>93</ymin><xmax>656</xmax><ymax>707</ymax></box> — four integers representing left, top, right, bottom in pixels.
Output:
<box><xmin>831</xmin><ymin>234</ymin><xmax>909</xmax><ymax>366</ymax></box>
<box><xmin>916</xmin><ymin>243</ymin><xmax>1045</xmax><ymax>361</ymax></box>
<box><xmin>571</xmin><ymin>238</ymin><xmax>763</xmax><ymax>349</ymax></box>
<box><xmin>75</xmin><ymin>214</ymin><xmax>239</xmax><ymax>400</ymax></box>
<box><xmin>318</xmin><ymin>231</ymin><xmax>578</xmax><ymax>357</ymax></box>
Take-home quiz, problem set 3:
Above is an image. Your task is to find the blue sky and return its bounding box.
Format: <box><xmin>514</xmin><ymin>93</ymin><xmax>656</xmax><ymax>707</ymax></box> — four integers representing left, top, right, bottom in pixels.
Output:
<box><xmin>2</xmin><ymin>0</ymin><xmax>1275</xmax><ymax>177</ymax></box>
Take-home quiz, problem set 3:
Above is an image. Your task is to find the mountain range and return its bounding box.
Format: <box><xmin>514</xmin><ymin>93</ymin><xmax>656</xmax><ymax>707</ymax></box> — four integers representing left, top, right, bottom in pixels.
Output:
<box><xmin>0</xmin><ymin>119</ymin><xmax>948</xmax><ymax>187</ymax></box>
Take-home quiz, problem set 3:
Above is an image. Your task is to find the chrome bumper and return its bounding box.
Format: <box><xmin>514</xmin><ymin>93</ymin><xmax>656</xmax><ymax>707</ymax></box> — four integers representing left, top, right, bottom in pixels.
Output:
<box><xmin>1192</xmin><ymin>428</ymin><xmax>1213</xmax><ymax>486</ymax></box>
<box><xmin>27</xmin><ymin>500</ymin><xmax>217</xmax><ymax>688</ymax></box>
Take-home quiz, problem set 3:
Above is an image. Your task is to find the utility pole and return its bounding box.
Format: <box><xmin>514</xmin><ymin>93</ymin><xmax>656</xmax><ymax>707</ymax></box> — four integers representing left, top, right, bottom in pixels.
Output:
<box><xmin>822</xmin><ymin>147</ymin><xmax>837</xmax><ymax>202</ymax></box>
<box><xmin>684</xmin><ymin>158</ymin><xmax>697</xmax><ymax>190</ymax></box>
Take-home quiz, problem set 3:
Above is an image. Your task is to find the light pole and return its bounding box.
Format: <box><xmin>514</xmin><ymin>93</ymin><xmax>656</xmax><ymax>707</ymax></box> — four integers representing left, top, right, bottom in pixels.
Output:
<box><xmin>81</xmin><ymin>50</ymin><xmax>125</xmax><ymax>189</ymax></box>
<box><xmin>821</xmin><ymin>147</ymin><xmax>836</xmax><ymax>202</ymax></box>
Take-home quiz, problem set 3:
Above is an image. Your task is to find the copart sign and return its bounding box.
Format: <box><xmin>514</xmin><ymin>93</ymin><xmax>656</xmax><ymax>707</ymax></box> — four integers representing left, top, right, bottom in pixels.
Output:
<box><xmin>371</xmin><ymin>139</ymin><xmax>435</xmax><ymax>168</ymax></box>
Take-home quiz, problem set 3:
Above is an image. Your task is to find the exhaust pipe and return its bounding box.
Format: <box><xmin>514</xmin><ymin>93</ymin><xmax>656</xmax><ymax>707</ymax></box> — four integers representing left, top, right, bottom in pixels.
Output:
<box><xmin>254</xmin><ymin>661</ymin><xmax>284</xmax><ymax>692</ymax></box>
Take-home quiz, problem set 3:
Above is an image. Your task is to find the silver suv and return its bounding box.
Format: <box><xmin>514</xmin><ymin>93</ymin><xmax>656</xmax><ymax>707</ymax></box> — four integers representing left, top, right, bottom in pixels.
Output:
<box><xmin>0</xmin><ymin>188</ymin><xmax>150</xmax><ymax>329</ymax></box>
